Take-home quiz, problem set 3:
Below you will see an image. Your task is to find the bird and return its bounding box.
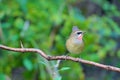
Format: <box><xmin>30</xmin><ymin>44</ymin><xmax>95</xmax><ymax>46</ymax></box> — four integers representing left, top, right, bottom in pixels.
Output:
<box><xmin>66</xmin><ymin>26</ymin><xmax>85</xmax><ymax>54</ymax></box>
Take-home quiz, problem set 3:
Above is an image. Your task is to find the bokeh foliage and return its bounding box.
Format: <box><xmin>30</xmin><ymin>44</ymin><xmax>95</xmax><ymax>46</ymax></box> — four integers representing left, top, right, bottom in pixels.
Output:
<box><xmin>0</xmin><ymin>0</ymin><xmax>120</xmax><ymax>80</ymax></box>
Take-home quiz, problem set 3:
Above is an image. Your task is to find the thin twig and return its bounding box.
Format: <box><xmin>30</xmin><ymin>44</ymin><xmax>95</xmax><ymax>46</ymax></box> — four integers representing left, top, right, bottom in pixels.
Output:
<box><xmin>0</xmin><ymin>44</ymin><xmax>120</xmax><ymax>72</ymax></box>
<box><xmin>55</xmin><ymin>60</ymin><xmax>61</xmax><ymax>68</ymax></box>
<box><xmin>20</xmin><ymin>41</ymin><xmax>24</xmax><ymax>48</ymax></box>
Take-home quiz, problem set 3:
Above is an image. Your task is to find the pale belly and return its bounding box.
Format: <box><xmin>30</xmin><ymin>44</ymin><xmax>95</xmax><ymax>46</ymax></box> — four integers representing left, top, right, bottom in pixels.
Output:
<box><xmin>66</xmin><ymin>39</ymin><xmax>84</xmax><ymax>54</ymax></box>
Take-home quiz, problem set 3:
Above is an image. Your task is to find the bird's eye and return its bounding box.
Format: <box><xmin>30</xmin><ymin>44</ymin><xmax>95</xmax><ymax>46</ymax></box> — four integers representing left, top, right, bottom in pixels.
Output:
<box><xmin>77</xmin><ymin>32</ymin><xmax>82</xmax><ymax>35</ymax></box>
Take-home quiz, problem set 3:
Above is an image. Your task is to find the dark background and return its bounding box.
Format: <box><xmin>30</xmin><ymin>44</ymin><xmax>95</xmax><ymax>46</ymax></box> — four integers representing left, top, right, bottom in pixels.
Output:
<box><xmin>0</xmin><ymin>0</ymin><xmax>120</xmax><ymax>80</ymax></box>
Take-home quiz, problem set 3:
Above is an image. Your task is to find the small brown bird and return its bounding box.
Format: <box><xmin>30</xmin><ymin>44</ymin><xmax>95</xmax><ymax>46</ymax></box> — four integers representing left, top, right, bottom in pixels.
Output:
<box><xmin>66</xmin><ymin>26</ymin><xmax>84</xmax><ymax>54</ymax></box>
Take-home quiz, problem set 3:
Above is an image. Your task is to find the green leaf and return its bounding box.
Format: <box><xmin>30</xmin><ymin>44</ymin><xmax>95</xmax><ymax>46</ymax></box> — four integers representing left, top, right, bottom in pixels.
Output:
<box><xmin>23</xmin><ymin>58</ymin><xmax>33</xmax><ymax>71</ymax></box>
<box><xmin>117</xmin><ymin>50</ymin><xmax>120</xmax><ymax>58</ymax></box>
<box><xmin>54</xmin><ymin>76</ymin><xmax>62</xmax><ymax>80</ymax></box>
<box><xmin>59</xmin><ymin>67</ymin><xmax>70</xmax><ymax>71</ymax></box>
<box><xmin>39</xmin><ymin>61</ymin><xmax>47</xmax><ymax>66</ymax></box>
<box><xmin>14</xmin><ymin>18</ymin><xmax>24</xmax><ymax>30</ymax></box>
<box><xmin>0</xmin><ymin>73</ymin><xmax>5</xmax><ymax>80</ymax></box>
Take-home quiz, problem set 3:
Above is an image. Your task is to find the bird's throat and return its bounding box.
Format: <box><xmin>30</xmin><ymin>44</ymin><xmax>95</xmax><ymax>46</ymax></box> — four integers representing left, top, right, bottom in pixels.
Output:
<box><xmin>78</xmin><ymin>34</ymin><xmax>83</xmax><ymax>40</ymax></box>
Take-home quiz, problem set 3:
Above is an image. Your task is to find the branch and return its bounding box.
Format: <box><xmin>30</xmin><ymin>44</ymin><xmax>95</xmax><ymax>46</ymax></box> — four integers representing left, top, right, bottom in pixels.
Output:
<box><xmin>0</xmin><ymin>44</ymin><xmax>120</xmax><ymax>72</ymax></box>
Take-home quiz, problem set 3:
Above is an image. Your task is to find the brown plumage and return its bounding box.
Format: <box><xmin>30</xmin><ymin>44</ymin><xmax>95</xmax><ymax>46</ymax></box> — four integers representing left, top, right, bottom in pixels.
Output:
<box><xmin>66</xmin><ymin>26</ymin><xmax>84</xmax><ymax>54</ymax></box>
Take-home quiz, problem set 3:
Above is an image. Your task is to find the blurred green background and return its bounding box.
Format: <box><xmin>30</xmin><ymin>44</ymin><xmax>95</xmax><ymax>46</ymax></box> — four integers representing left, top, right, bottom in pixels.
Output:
<box><xmin>0</xmin><ymin>0</ymin><xmax>120</xmax><ymax>80</ymax></box>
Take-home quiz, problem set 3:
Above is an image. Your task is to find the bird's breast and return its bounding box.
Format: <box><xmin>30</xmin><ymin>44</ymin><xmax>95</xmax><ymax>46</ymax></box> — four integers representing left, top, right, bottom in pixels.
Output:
<box><xmin>66</xmin><ymin>38</ymin><xmax>84</xmax><ymax>54</ymax></box>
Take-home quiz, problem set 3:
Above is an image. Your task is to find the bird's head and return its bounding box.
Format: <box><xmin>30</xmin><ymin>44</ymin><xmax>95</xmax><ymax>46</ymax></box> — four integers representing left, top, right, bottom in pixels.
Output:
<box><xmin>70</xmin><ymin>26</ymin><xmax>85</xmax><ymax>41</ymax></box>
